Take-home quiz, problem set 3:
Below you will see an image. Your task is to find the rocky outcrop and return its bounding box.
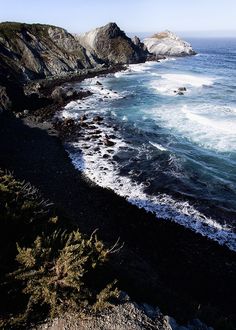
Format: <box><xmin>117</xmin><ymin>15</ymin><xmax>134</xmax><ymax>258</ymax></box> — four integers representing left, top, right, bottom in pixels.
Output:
<box><xmin>0</xmin><ymin>22</ymin><xmax>149</xmax><ymax>112</ymax></box>
<box><xmin>36</xmin><ymin>293</ymin><xmax>213</xmax><ymax>330</ymax></box>
<box><xmin>143</xmin><ymin>30</ymin><xmax>196</xmax><ymax>56</ymax></box>
<box><xmin>76</xmin><ymin>23</ymin><xmax>148</xmax><ymax>65</ymax></box>
<box><xmin>0</xmin><ymin>22</ymin><xmax>99</xmax><ymax>83</ymax></box>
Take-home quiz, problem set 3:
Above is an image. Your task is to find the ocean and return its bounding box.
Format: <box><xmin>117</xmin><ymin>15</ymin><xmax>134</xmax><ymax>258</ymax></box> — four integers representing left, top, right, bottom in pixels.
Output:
<box><xmin>61</xmin><ymin>38</ymin><xmax>236</xmax><ymax>251</ymax></box>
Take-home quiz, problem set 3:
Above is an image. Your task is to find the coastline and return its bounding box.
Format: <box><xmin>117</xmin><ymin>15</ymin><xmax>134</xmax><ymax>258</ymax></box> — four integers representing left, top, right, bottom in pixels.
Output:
<box><xmin>60</xmin><ymin>67</ymin><xmax>236</xmax><ymax>252</ymax></box>
<box><xmin>1</xmin><ymin>70</ymin><xmax>236</xmax><ymax>327</ymax></box>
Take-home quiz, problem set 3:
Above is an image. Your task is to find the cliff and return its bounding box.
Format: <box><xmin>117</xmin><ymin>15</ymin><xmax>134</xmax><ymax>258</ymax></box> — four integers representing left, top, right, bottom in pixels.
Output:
<box><xmin>0</xmin><ymin>22</ymin><xmax>99</xmax><ymax>84</ymax></box>
<box><xmin>143</xmin><ymin>30</ymin><xmax>196</xmax><ymax>56</ymax></box>
<box><xmin>76</xmin><ymin>22</ymin><xmax>148</xmax><ymax>65</ymax></box>
<box><xmin>0</xmin><ymin>22</ymin><xmax>149</xmax><ymax>112</ymax></box>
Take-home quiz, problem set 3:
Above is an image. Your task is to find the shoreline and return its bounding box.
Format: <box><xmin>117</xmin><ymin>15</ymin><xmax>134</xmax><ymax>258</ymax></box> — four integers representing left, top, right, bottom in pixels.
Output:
<box><xmin>1</xmin><ymin>65</ymin><xmax>236</xmax><ymax>328</ymax></box>
<box><xmin>59</xmin><ymin>69</ymin><xmax>236</xmax><ymax>252</ymax></box>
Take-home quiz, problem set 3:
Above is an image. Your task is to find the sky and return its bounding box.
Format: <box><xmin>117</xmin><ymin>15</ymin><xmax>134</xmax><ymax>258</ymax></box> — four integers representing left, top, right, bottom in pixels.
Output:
<box><xmin>1</xmin><ymin>0</ymin><xmax>236</xmax><ymax>37</ymax></box>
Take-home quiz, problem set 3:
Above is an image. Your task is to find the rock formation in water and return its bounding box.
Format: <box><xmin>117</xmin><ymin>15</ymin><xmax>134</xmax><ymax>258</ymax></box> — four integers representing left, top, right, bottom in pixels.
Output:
<box><xmin>76</xmin><ymin>22</ymin><xmax>148</xmax><ymax>65</ymax></box>
<box><xmin>143</xmin><ymin>30</ymin><xmax>196</xmax><ymax>56</ymax></box>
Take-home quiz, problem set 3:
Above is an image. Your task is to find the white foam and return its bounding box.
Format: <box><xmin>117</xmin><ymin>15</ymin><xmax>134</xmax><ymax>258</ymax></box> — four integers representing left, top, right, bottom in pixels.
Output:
<box><xmin>144</xmin><ymin>104</ymin><xmax>236</xmax><ymax>152</ymax></box>
<box><xmin>163</xmin><ymin>73</ymin><xmax>214</xmax><ymax>87</ymax></box>
<box><xmin>60</xmin><ymin>107</ymin><xmax>236</xmax><ymax>252</ymax></box>
<box><xmin>150</xmin><ymin>73</ymin><xmax>215</xmax><ymax>96</ymax></box>
<box><xmin>159</xmin><ymin>57</ymin><xmax>176</xmax><ymax>62</ymax></box>
<box><xmin>58</xmin><ymin>77</ymin><xmax>126</xmax><ymax>120</ymax></box>
<box><xmin>149</xmin><ymin>141</ymin><xmax>168</xmax><ymax>151</ymax></box>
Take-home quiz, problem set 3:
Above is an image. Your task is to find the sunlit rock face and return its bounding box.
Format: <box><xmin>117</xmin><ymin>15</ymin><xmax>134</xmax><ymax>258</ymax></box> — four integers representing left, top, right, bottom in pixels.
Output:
<box><xmin>75</xmin><ymin>22</ymin><xmax>148</xmax><ymax>65</ymax></box>
<box><xmin>143</xmin><ymin>30</ymin><xmax>196</xmax><ymax>56</ymax></box>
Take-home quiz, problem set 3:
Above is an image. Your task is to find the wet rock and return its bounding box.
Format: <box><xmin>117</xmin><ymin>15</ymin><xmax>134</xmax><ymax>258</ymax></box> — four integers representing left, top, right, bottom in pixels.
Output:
<box><xmin>80</xmin><ymin>114</ymin><xmax>87</xmax><ymax>122</ymax></box>
<box><xmin>90</xmin><ymin>135</ymin><xmax>100</xmax><ymax>139</ymax></box>
<box><xmin>178</xmin><ymin>87</ymin><xmax>187</xmax><ymax>92</ymax></box>
<box><xmin>177</xmin><ymin>91</ymin><xmax>184</xmax><ymax>95</ymax></box>
<box><xmin>108</xmin><ymin>134</ymin><xmax>117</xmax><ymax>139</ymax></box>
<box><xmin>96</xmin><ymin>81</ymin><xmax>103</xmax><ymax>86</ymax></box>
<box><xmin>102</xmin><ymin>154</ymin><xmax>110</xmax><ymax>159</ymax></box>
<box><xmin>23</xmin><ymin>109</ymin><xmax>29</xmax><ymax>115</ymax></box>
<box><xmin>86</xmin><ymin>125</ymin><xmax>97</xmax><ymax>130</ymax></box>
<box><xmin>80</xmin><ymin>122</ymin><xmax>88</xmax><ymax>128</ymax></box>
<box><xmin>93</xmin><ymin>115</ymin><xmax>103</xmax><ymax>123</ymax></box>
<box><xmin>103</xmin><ymin>138</ymin><xmax>115</xmax><ymax>147</ymax></box>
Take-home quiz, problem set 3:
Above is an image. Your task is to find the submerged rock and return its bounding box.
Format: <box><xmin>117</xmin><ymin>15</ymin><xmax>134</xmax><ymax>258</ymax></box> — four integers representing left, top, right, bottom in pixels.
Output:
<box><xmin>143</xmin><ymin>30</ymin><xmax>196</xmax><ymax>57</ymax></box>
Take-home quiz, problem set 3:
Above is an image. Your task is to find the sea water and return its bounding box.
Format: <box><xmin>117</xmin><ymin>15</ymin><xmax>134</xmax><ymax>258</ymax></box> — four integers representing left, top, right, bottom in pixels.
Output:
<box><xmin>61</xmin><ymin>38</ymin><xmax>236</xmax><ymax>251</ymax></box>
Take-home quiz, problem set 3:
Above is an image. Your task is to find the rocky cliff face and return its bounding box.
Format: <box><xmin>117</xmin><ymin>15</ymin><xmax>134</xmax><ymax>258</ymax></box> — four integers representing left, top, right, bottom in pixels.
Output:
<box><xmin>0</xmin><ymin>22</ymin><xmax>98</xmax><ymax>84</ymax></box>
<box><xmin>0</xmin><ymin>22</ymin><xmax>149</xmax><ymax>111</ymax></box>
<box><xmin>143</xmin><ymin>30</ymin><xmax>196</xmax><ymax>56</ymax></box>
<box><xmin>76</xmin><ymin>23</ymin><xmax>148</xmax><ymax>65</ymax></box>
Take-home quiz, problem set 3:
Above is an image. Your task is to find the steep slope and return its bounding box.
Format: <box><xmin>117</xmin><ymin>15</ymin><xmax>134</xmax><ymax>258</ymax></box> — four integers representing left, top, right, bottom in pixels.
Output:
<box><xmin>76</xmin><ymin>22</ymin><xmax>148</xmax><ymax>64</ymax></box>
<box><xmin>0</xmin><ymin>22</ymin><xmax>98</xmax><ymax>83</ymax></box>
<box><xmin>143</xmin><ymin>30</ymin><xmax>196</xmax><ymax>56</ymax></box>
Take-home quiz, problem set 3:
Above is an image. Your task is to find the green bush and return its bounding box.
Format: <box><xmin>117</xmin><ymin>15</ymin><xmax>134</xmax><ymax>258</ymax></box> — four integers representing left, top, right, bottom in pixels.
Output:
<box><xmin>0</xmin><ymin>170</ymin><xmax>119</xmax><ymax>328</ymax></box>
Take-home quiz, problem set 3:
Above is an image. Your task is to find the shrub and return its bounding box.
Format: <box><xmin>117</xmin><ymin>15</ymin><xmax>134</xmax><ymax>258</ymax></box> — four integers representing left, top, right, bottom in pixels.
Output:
<box><xmin>0</xmin><ymin>170</ymin><xmax>119</xmax><ymax>327</ymax></box>
<box><xmin>11</xmin><ymin>230</ymin><xmax>118</xmax><ymax>321</ymax></box>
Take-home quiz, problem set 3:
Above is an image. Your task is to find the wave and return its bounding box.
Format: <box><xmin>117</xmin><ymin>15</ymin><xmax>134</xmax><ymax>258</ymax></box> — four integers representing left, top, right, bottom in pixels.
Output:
<box><xmin>143</xmin><ymin>103</ymin><xmax>236</xmax><ymax>152</ymax></box>
<box><xmin>64</xmin><ymin>115</ymin><xmax>236</xmax><ymax>251</ymax></box>
<box><xmin>60</xmin><ymin>77</ymin><xmax>126</xmax><ymax>119</ymax></box>
<box><xmin>149</xmin><ymin>141</ymin><xmax>168</xmax><ymax>151</ymax></box>
<box><xmin>150</xmin><ymin>73</ymin><xmax>215</xmax><ymax>96</ymax></box>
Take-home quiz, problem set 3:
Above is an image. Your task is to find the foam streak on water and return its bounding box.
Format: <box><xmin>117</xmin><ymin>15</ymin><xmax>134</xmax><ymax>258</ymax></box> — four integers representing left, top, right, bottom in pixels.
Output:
<box><xmin>59</xmin><ymin>39</ymin><xmax>236</xmax><ymax>251</ymax></box>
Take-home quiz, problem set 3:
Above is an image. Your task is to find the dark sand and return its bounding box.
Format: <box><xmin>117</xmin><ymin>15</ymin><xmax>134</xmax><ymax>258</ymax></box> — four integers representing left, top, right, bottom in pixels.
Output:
<box><xmin>0</xmin><ymin>111</ymin><xmax>235</xmax><ymax>324</ymax></box>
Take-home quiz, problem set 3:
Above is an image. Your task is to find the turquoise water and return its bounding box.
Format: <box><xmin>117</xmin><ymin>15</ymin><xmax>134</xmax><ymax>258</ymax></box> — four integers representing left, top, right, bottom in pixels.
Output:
<box><xmin>63</xmin><ymin>38</ymin><xmax>236</xmax><ymax>249</ymax></box>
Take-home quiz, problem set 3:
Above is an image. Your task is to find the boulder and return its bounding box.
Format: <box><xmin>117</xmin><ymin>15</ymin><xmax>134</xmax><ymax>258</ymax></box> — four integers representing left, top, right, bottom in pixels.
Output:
<box><xmin>178</xmin><ymin>87</ymin><xmax>187</xmax><ymax>92</ymax></box>
<box><xmin>103</xmin><ymin>138</ymin><xmax>115</xmax><ymax>147</ymax></box>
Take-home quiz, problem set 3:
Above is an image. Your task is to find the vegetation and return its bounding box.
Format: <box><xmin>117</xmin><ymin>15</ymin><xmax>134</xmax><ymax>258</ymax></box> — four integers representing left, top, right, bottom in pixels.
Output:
<box><xmin>0</xmin><ymin>170</ymin><xmax>119</xmax><ymax>328</ymax></box>
<box><xmin>152</xmin><ymin>32</ymin><xmax>169</xmax><ymax>39</ymax></box>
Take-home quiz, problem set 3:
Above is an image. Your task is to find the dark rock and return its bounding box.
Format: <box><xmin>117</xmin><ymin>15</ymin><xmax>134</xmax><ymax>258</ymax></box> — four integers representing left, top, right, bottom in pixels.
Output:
<box><xmin>93</xmin><ymin>115</ymin><xmax>103</xmax><ymax>123</ymax></box>
<box><xmin>177</xmin><ymin>91</ymin><xmax>184</xmax><ymax>95</ymax></box>
<box><xmin>178</xmin><ymin>87</ymin><xmax>187</xmax><ymax>92</ymax></box>
<box><xmin>80</xmin><ymin>114</ymin><xmax>87</xmax><ymax>122</ymax></box>
<box><xmin>0</xmin><ymin>86</ymin><xmax>12</xmax><ymax>111</ymax></box>
<box><xmin>103</xmin><ymin>138</ymin><xmax>115</xmax><ymax>147</ymax></box>
<box><xmin>96</xmin><ymin>81</ymin><xmax>103</xmax><ymax>86</ymax></box>
<box><xmin>80</xmin><ymin>122</ymin><xmax>88</xmax><ymax>128</ymax></box>
<box><xmin>108</xmin><ymin>134</ymin><xmax>117</xmax><ymax>139</ymax></box>
<box><xmin>86</xmin><ymin>125</ymin><xmax>97</xmax><ymax>130</ymax></box>
<box><xmin>102</xmin><ymin>154</ymin><xmax>110</xmax><ymax>159</ymax></box>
